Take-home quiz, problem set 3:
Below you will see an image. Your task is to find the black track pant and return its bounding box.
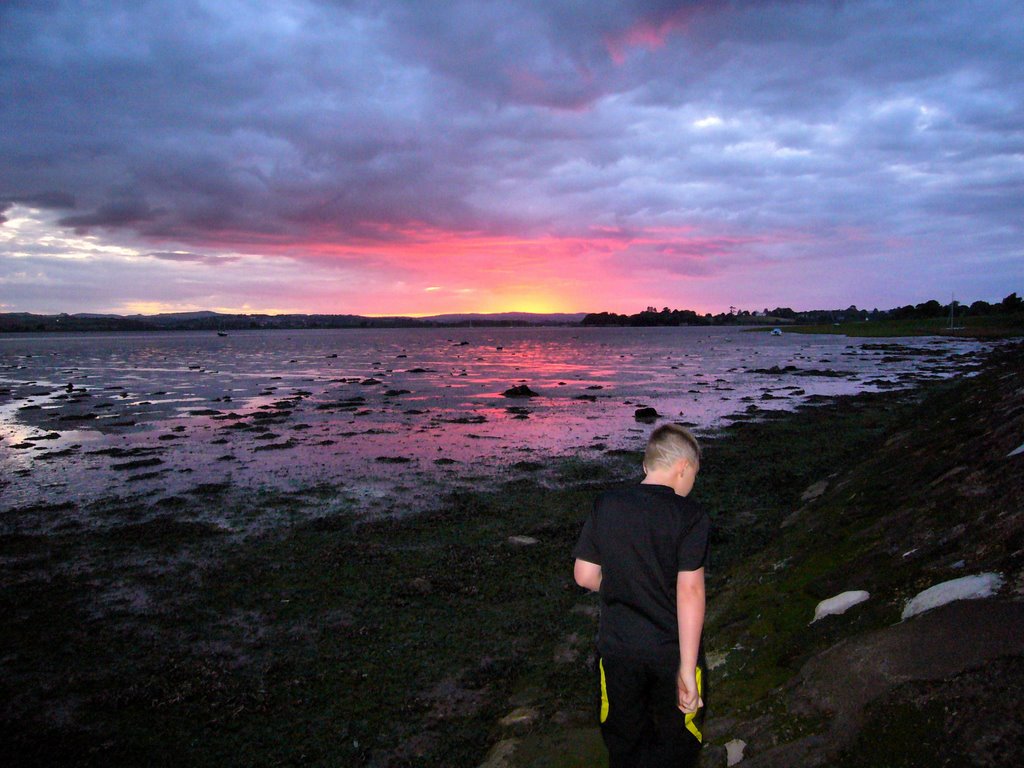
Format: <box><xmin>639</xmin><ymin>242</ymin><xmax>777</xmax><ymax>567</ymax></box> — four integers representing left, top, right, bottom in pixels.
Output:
<box><xmin>597</xmin><ymin>655</ymin><xmax>703</xmax><ymax>768</ymax></box>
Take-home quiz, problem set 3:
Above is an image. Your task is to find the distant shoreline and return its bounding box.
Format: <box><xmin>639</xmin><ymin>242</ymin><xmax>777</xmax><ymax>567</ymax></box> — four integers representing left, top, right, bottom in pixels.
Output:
<box><xmin>0</xmin><ymin>311</ymin><xmax>588</xmax><ymax>334</ymax></box>
<box><xmin>4</xmin><ymin>300</ymin><xmax>1021</xmax><ymax>338</ymax></box>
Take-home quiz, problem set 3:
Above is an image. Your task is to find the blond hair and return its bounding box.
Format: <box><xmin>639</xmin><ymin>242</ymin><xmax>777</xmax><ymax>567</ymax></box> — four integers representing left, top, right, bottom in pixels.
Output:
<box><xmin>644</xmin><ymin>423</ymin><xmax>701</xmax><ymax>471</ymax></box>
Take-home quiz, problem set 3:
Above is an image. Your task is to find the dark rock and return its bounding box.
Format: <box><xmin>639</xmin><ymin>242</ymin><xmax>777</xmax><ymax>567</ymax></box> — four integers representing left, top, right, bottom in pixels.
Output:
<box><xmin>634</xmin><ymin>407</ymin><xmax>660</xmax><ymax>421</ymax></box>
<box><xmin>57</xmin><ymin>413</ymin><xmax>97</xmax><ymax>421</ymax></box>
<box><xmin>502</xmin><ymin>384</ymin><xmax>539</xmax><ymax>398</ymax></box>
<box><xmin>253</xmin><ymin>440</ymin><xmax>296</xmax><ymax>451</ymax></box>
<box><xmin>444</xmin><ymin>414</ymin><xmax>487</xmax><ymax>424</ymax></box>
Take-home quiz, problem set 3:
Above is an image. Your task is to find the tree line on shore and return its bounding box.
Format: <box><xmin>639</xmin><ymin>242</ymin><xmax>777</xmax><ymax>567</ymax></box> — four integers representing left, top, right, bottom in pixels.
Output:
<box><xmin>3</xmin><ymin>292</ymin><xmax>1020</xmax><ymax>333</ymax></box>
<box><xmin>581</xmin><ymin>292</ymin><xmax>1023</xmax><ymax>327</ymax></box>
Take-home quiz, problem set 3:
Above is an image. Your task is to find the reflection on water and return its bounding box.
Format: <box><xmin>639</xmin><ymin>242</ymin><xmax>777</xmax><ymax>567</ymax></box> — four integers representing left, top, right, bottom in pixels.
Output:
<box><xmin>0</xmin><ymin>326</ymin><xmax>988</xmax><ymax>527</ymax></box>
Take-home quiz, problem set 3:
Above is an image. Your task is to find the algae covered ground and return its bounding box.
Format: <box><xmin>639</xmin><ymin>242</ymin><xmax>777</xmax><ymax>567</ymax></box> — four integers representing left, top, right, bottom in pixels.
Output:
<box><xmin>2</xmin><ymin>342</ymin><xmax>1022</xmax><ymax>767</ymax></box>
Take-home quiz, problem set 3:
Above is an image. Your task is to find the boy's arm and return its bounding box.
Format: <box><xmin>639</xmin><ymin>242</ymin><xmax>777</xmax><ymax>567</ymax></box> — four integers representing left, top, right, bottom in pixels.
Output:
<box><xmin>676</xmin><ymin>567</ymin><xmax>705</xmax><ymax>713</ymax></box>
<box><xmin>574</xmin><ymin>558</ymin><xmax>602</xmax><ymax>592</ymax></box>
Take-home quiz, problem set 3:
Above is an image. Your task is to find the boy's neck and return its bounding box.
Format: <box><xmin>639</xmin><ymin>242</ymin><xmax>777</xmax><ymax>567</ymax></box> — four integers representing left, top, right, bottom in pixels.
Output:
<box><xmin>641</xmin><ymin>474</ymin><xmax>689</xmax><ymax>497</ymax></box>
<box><xmin>641</xmin><ymin>460</ymin><xmax>697</xmax><ymax>497</ymax></box>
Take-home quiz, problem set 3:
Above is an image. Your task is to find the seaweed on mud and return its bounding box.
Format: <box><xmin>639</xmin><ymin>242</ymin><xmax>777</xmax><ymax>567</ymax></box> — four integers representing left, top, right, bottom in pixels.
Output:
<box><xmin>111</xmin><ymin>458</ymin><xmax>165</xmax><ymax>471</ymax></box>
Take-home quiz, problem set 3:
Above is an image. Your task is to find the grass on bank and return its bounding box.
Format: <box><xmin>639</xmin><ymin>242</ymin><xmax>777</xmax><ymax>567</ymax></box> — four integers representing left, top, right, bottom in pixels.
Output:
<box><xmin>769</xmin><ymin>311</ymin><xmax>1024</xmax><ymax>338</ymax></box>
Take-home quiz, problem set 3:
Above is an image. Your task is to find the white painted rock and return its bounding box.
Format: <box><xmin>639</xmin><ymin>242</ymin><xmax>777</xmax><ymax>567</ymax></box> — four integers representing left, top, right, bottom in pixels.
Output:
<box><xmin>902</xmin><ymin>573</ymin><xmax>1004</xmax><ymax>620</ymax></box>
<box><xmin>811</xmin><ymin>590</ymin><xmax>870</xmax><ymax>623</ymax></box>
<box><xmin>725</xmin><ymin>738</ymin><xmax>747</xmax><ymax>766</ymax></box>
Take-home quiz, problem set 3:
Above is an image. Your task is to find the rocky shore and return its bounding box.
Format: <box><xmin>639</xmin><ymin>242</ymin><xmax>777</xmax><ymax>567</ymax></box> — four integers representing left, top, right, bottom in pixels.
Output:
<box><xmin>490</xmin><ymin>340</ymin><xmax>1024</xmax><ymax>768</ymax></box>
<box><xmin>1</xmin><ymin>341</ymin><xmax>1021</xmax><ymax>767</ymax></box>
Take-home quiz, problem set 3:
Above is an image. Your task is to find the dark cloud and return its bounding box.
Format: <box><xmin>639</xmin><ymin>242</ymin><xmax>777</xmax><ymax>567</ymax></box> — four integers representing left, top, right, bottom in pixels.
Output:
<box><xmin>58</xmin><ymin>198</ymin><xmax>158</xmax><ymax>232</ymax></box>
<box><xmin>146</xmin><ymin>252</ymin><xmax>240</xmax><ymax>266</ymax></box>
<box><xmin>0</xmin><ymin>191</ymin><xmax>75</xmax><ymax>210</ymax></box>
<box><xmin>0</xmin><ymin>191</ymin><xmax>75</xmax><ymax>224</ymax></box>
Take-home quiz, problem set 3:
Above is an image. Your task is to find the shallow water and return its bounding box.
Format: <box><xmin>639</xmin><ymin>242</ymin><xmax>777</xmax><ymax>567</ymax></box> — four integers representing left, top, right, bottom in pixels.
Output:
<box><xmin>0</xmin><ymin>326</ymin><xmax>987</xmax><ymax>530</ymax></box>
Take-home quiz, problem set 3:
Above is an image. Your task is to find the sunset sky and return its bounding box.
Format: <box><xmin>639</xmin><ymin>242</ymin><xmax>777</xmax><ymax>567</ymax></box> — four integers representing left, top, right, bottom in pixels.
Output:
<box><xmin>1</xmin><ymin>0</ymin><xmax>1021</xmax><ymax>317</ymax></box>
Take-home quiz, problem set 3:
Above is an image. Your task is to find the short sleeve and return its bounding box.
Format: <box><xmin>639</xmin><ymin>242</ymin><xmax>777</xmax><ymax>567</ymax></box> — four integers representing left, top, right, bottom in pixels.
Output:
<box><xmin>572</xmin><ymin>503</ymin><xmax>601</xmax><ymax>565</ymax></box>
<box><xmin>677</xmin><ymin>511</ymin><xmax>710</xmax><ymax>572</ymax></box>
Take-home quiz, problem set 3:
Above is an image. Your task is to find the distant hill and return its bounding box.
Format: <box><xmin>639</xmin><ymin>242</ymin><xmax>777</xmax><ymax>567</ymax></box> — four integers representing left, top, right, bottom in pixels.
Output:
<box><xmin>0</xmin><ymin>310</ymin><xmax>587</xmax><ymax>333</ymax></box>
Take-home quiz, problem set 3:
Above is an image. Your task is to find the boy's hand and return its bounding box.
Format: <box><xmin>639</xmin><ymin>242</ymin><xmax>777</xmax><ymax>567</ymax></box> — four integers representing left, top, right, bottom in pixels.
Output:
<box><xmin>677</xmin><ymin>668</ymin><xmax>703</xmax><ymax>714</ymax></box>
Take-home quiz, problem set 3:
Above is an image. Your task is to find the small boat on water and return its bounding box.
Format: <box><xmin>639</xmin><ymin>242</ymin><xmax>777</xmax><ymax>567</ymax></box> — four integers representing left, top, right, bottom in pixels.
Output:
<box><xmin>770</xmin><ymin>328</ymin><xmax>783</xmax><ymax>336</ymax></box>
<box><xmin>217</xmin><ymin>331</ymin><xmax>228</xmax><ymax>337</ymax></box>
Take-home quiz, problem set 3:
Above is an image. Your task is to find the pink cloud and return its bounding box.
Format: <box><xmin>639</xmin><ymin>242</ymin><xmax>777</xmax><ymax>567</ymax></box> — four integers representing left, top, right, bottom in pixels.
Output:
<box><xmin>605</xmin><ymin>8</ymin><xmax>693</xmax><ymax>65</ymax></box>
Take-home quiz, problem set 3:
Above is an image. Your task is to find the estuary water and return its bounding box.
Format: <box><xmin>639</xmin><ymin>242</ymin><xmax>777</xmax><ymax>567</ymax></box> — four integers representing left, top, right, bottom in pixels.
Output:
<box><xmin>0</xmin><ymin>326</ymin><xmax>987</xmax><ymax>529</ymax></box>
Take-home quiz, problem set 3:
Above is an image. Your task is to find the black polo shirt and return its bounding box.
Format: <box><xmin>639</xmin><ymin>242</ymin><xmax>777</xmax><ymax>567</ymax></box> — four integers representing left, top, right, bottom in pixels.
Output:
<box><xmin>573</xmin><ymin>483</ymin><xmax>710</xmax><ymax>662</ymax></box>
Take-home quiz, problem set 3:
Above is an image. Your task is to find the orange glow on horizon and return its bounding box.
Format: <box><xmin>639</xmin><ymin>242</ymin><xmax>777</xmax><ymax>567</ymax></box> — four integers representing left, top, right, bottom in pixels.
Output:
<box><xmin>133</xmin><ymin>220</ymin><xmax>738</xmax><ymax>317</ymax></box>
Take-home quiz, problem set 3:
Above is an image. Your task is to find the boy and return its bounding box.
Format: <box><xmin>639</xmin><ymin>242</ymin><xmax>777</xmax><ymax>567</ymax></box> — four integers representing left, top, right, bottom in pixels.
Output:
<box><xmin>573</xmin><ymin>424</ymin><xmax>710</xmax><ymax>768</ymax></box>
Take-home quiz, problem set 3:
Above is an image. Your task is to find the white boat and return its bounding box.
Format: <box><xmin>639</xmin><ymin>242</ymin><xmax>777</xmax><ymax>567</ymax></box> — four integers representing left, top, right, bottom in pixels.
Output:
<box><xmin>770</xmin><ymin>328</ymin><xmax>783</xmax><ymax>336</ymax></box>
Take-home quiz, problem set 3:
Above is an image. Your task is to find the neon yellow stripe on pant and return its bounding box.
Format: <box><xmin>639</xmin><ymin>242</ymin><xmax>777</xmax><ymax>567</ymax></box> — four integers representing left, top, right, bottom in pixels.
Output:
<box><xmin>599</xmin><ymin>658</ymin><xmax>610</xmax><ymax>723</ymax></box>
<box><xmin>685</xmin><ymin>665</ymin><xmax>703</xmax><ymax>742</ymax></box>
<box><xmin>598</xmin><ymin>660</ymin><xmax>703</xmax><ymax>742</ymax></box>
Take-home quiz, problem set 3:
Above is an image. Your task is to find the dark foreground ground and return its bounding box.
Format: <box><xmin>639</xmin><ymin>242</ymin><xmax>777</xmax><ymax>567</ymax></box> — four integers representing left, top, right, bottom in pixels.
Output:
<box><xmin>2</xmin><ymin>342</ymin><xmax>1022</xmax><ymax>767</ymax></box>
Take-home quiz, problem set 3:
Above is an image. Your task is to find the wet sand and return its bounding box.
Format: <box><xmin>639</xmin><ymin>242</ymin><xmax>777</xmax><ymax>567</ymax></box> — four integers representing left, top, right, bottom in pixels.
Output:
<box><xmin>1</xmin><ymin>327</ymin><xmax>988</xmax><ymax>532</ymax></box>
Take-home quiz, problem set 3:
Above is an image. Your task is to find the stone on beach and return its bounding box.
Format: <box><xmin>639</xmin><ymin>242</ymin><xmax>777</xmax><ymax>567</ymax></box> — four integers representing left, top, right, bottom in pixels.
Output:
<box><xmin>507</xmin><ymin>535</ymin><xmax>538</xmax><ymax>546</ymax></box>
<box><xmin>634</xmin><ymin>406</ymin><xmax>659</xmax><ymax>421</ymax></box>
<box><xmin>811</xmin><ymin>590</ymin><xmax>870</xmax><ymax>622</ymax></box>
<box><xmin>901</xmin><ymin>572</ymin><xmax>1004</xmax><ymax>620</ymax></box>
<box><xmin>725</xmin><ymin>738</ymin><xmax>747</xmax><ymax>766</ymax></box>
<box><xmin>477</xmin><ymin>738</ymin><xmax>519</xmax><ymax>768</ymax></box>
<box><xmin>498</xmin><ymin>706</ymin><xmax>538</xmax><ymax>729</ymax></box>
<box><xmin>800</xmin><ymin>479</ymin><xmax>829</xmax><ymax>502</ymax></box>
<box><xmin>502</xmin><ymin>384</ymin><xmax>538</xmax><ymax>398</ymax></box>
